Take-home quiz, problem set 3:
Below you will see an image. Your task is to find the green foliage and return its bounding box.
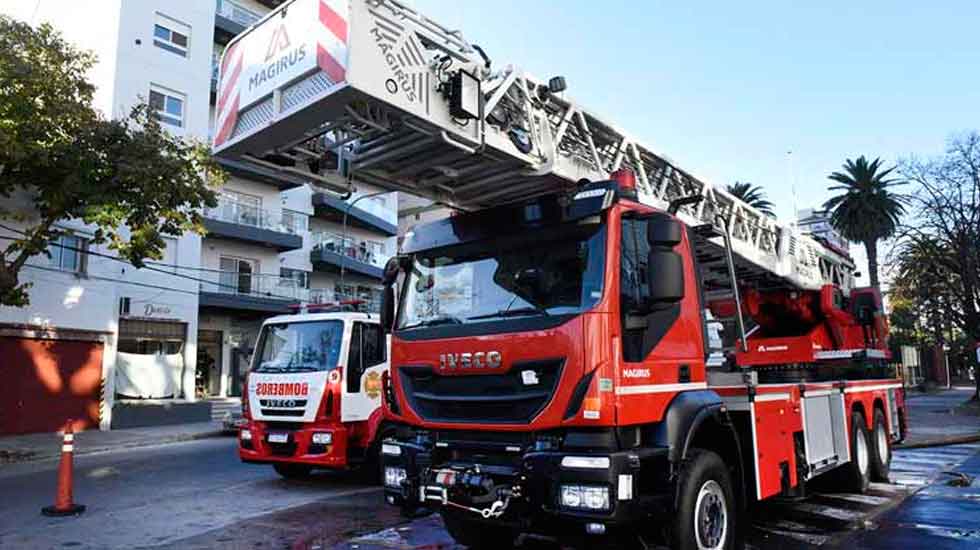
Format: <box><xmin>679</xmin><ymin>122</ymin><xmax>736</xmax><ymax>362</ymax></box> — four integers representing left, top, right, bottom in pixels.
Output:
<box><xmin>726</xmin><ymin>181</ymin><xmax>775</xmax><ymax>216</ymax></box>
<box><xmin>0</xmin><ymin>16</ymin><xmax>224</xmax><ymax>306</ymax></box>
<box><xmin>824</xmin><ymin>156</ymin><xmax>906</xmax><ymax>288</ymax></box>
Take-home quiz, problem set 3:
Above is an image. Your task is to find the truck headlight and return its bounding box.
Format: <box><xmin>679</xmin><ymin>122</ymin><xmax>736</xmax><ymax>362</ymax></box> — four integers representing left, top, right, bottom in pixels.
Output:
<box><xmin>561</xmin><ymin>456</ymin><xmax>610</xmax><ymax>469</ymax></box>
<box><xmin>382</xmin><ymin>443</ymin><xmax>402</xmax><ymax>456</ymax></box>
<box><xmin>385</xmin><ymin>466</ymin><xmax>407</xmax><ymax>488</ymax></box>
<box><xmin>312</xmin><ymin>432</ymin><xmax>332</xmax><ymax>445</ymax></box>
<box><xmin>560</xmin><ymin>485</ymin><xmax>610</xmax><ymax>511</ymax></box>
<box><xmin>240</xmin><ymin>429</ymin><xmax>252</xmax><ymax>441</ymax></box>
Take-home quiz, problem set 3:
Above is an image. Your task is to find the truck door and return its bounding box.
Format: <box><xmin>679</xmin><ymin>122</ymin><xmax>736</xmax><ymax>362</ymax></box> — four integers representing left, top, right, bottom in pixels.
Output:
<box><xmin>340</xmin><ymin>321</ymin><xmax>388</xmax><ymax>422</ymax></box>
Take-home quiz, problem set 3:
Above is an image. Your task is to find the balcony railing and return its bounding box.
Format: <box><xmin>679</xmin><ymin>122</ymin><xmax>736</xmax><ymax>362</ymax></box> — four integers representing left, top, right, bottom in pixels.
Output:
<box><xmin>311</xmin><ymin>232</ymin><xmax>386</xmax><ymax>268</ymax></box>
<box><xmin>199</xmin><ymin>271</ymin><xmax>308</xmax><ymax>301</ymax></box>
<box><xmin>204</xmin><ymin>198</ymin><xmax>307</xmax><ymax>234</ymax></box>
<box><xmin>215</xmin><ymin>0</ymin><xmax>261</xmax><ymax>28</ymax></box>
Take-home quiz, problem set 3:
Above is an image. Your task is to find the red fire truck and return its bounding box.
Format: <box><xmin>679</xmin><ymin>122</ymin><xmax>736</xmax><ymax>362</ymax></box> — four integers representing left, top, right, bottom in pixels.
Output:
<box><xmin>213</xmin><ymin>0</ymin><xmax>906</xmax><ymax>546</ymax></box>
<box><xmin>238</xmin><ymin>306</ymin><xmax>391</xmax><ymax>479</ymax></box>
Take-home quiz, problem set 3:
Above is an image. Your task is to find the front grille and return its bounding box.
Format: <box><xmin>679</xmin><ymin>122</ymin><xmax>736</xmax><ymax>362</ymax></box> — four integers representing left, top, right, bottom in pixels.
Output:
<box><xmin>263</xmin><ymin>421</ymin><xmax>304</xmax><ymax>430</ymax></box>
<box><xmin>260</xmin><ymin>409</ymin><xmax>305</xmax><ymax>417</ymax></box>
<box><xmin>399</xmin><ymin>359</ymin><xmax>563</xmax><ymax>424</ymax></box>
<box><xmin>268</xmin><ymin>441</ymin><xmax>297</xmax><ymax>457</ymax></box>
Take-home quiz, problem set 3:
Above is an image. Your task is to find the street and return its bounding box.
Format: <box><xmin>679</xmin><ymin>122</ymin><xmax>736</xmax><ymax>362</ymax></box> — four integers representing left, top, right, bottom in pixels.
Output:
<box><xmin>1</xmin><ymin>390</ymin><xmax>978</xmax><ymax>549</ymax></box>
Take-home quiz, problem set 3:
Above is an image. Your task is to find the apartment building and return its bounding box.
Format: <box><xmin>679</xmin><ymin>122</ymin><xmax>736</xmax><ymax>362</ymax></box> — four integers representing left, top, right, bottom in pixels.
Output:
<box><xmin>797</xmin><ymin>207</ymin><xmax>849</xmax><ymax>254</ymax></box>
<box><xmin>0</xmin><ymin>0</ymin><xmax>398</xmax><ymax>434</ymax></box>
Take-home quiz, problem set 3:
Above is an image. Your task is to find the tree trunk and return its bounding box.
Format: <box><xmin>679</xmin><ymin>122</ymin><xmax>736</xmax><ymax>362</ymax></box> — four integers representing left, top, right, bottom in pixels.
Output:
<box><xmin>864</xmin><ymin>240</ymin><xmax>880</xmax><ymax>289</ymax></box>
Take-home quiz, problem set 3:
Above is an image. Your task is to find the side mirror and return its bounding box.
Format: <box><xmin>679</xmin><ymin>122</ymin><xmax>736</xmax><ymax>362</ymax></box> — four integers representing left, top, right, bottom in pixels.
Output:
<box><xmin>647</xmin><ymin>212</ymin><xmax>682</xmax><ymax>247</ymax></box>
<box><xmin>380</xmin><ymin>285</ymin><xmax>395</xmax><ymax>334</ymax></box>
<box><xmin>644</xmin><ymin>212</ymin><xmax>685</xmax><ymax>304</ymax></box>
<box><xmin>647</xmin><ymin>249</ymin><xmax>684</xmax><ymax>303</ymax></box>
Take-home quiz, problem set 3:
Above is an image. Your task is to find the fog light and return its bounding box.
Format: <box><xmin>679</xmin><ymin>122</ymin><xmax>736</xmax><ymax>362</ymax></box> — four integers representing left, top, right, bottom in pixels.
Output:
<box><xmin>585</xmin><ymin>522</ymin><xmax>606</xmax><ymax>535</ymax></box>
<box><xmin>386</xmin><ymin>495</ymin><xmax>396</xmax><ymax>505</ymax></box>
<box><xmin>559</xmin><ymin>485</ymin><xmax>610</xmax><ymax>511</ymax></box>
<box><xmin>385</xmin><ymin>466</ymin><xmax>407</xmax><ymax>488</ymax></box>
<box><xmin>240</xmin><ymin>429</ymin><xmax>252</xmax><ymax>441</ymax></box>
<box><xmin>311</xmin><ymin>432</ymin><xmax>332</xmax><ymax>445</ymax></box>
<box><xmin>382</xmin><ymin>443</ymin><xmax>401</xmax><ymax>456</ymax></box>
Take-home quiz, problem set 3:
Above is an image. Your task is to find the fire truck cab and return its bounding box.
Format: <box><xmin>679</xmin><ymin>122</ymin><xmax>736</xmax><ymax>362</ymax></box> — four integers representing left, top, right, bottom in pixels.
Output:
<box><xmin>239</xmin><ymin>307</ymin><xmax>391</xmax><ymax>479</ymax></box>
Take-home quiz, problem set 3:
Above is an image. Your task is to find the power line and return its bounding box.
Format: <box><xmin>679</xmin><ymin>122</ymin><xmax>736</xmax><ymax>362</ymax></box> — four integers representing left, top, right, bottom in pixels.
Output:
<box><xmin>1</xmin><ymin>233</ymin><xmax>304</xmax><ymax>302</ymax></box>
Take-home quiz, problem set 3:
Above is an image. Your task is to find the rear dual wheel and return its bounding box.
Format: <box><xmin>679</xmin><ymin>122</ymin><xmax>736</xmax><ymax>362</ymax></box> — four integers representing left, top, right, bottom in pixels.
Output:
<box><xmin>839</xmin><ymin>411</ymin><xmax>872</xmax><ymax>493</ymax></box>
<box><xmin>870</xmin><ymin>408</ymin><xmax>891</xmax><ymax>482</ymax></box>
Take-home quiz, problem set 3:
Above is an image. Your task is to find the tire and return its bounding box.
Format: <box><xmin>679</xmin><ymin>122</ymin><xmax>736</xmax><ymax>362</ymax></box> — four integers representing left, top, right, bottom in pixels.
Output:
<box><xmin>360</xmin><ymin>426</ymin><xmax>395</xmax><ymax>484</ymax></box>
<box><xmin>441</xmin><ymin>512</ymin><xmax>516</xmax><ymax>549</ymax></box>
<box><xmin>839</xmin><ymin>411</ymin><xmax>871</xmax><ymax>493</ymax></box>
<box><xmin>670</xmin><ymin>449</ymin><xmax>736</xmax><ymax>550</ymax></box>
<box><xmin>869</xmin><ymin>408</ymin><xmax>891</xmax><ymax>482</ymax></box>
<box><xmin>273</xmin><ymin>463</ymin><xmax>313</xmax><ymax>479</ymax></box>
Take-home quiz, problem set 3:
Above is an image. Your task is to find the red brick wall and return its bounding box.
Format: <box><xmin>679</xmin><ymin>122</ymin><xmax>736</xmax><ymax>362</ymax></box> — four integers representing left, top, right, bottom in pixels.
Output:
<box><xmin>0</xmin><ymin>336</ymin><xmax>103</xmax><ymax>435</ymax></box>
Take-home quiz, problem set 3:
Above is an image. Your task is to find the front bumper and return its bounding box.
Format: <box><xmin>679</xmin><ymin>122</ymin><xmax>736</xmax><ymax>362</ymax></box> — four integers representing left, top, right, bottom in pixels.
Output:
<box><xmin>381</xmin><ymin>430</ymin><xmax>670</xmax><ymax>535</ymax></box>
<box><xmin>238</xmin><ymin>421</ymin><xmax>349</xmax><ymax>468</ymax></box>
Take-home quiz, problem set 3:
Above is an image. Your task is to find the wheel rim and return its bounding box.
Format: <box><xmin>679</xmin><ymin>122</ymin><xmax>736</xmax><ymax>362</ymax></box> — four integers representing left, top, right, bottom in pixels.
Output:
<box><xmin>694</xmin><ymin>479</ymin><xmax>728</xmax><ymax>550</ymax></box>
<box><xmin>876</xmin><ymin>421</ymin><xmax>890</xmax><ymax>465</ymax></box>
<box><xmin>855</xmin><ymin>425</ymin><xmax>870</xmax><ymax>475</ymax></box>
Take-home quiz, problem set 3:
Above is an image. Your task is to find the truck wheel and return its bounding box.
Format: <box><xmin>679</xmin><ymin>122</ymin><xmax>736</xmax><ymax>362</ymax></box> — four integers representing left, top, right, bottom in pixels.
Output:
<box><xmin>671</xmin><ymin>449</ymin><xmax>736</xmax><ymax>550</ymax></box>
<box><xmin>441</xmin><ymin>512</ymin><xmax>515</xmax><ymax>549</ymax></box>
<box><xmin>870</xmin><ymin>409</ymin><xmax>891</xmax><ymax>482</ymax></box>
<box><xmin>273</xmin><ymin>463</ymin><xmax>312</xmax><ymax>479</ymax></box>
<box><xmin>839</xmin><ymin>411</ymin><xmax>871</xmax><ymax>493</ymax></box>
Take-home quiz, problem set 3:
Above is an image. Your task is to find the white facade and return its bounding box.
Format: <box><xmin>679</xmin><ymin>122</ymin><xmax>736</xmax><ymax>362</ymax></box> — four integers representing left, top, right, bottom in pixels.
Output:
<box><xmin>0</xmin><ymin>0</ymin><xmax>400</xmax><ymax>430</ymax></box>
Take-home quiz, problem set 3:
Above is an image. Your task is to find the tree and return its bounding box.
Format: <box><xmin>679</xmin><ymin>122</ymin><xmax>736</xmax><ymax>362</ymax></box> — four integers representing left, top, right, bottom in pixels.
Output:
<box><xmin>726</xmin><ymin>181</ymin><xmax>775</xmax><ymax>216</ymax></box>
<box><xmin>823</xmin><ymin>156</ymin><xmax>906</xmax><ymax>289</ymax></box>
<box><xmin>899</xmin><ymin>132</ymin><xmax>980</xmax><ymax>399</ymax></box>
<box><xmin>0</xmin><ymin>16</ymin><xmax>223</xmax><ymax>306</ymax></box>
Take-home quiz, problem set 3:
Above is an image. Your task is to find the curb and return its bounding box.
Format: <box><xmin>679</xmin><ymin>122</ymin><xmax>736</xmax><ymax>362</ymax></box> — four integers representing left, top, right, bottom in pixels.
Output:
<box><xmin>0</xmin><ymin>429</ymin><xmax>231</xmax><ymax>465</ymax></box>
<box><xmin>895</xmin><ymin>433</ymin><xmax>980</xmax><ymax>449</ymax></box>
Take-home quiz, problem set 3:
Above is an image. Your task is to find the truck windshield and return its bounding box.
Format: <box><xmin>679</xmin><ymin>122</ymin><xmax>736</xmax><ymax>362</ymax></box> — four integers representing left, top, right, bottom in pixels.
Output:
<box><xmin>397</xmin><ymin>219</ymin><xmax>606</xmax><ymax>330</ymax></box>
<box><xmin>253</xmin><ymin>321</ymin><xmax>344</xmax><ymax>373</ymax></box>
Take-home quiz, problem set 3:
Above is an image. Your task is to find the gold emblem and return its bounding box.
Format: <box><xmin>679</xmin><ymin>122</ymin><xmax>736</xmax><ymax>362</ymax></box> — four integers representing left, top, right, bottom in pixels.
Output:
<box><xmin>364</xmin><ymin>371</ymin><xmax>382</xmax><ymax>399</ymax></box>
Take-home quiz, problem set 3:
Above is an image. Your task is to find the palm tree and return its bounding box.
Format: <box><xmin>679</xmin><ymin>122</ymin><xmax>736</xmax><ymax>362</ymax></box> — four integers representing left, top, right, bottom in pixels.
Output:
<box><xmin>726</xmin><ymin>181</ymin><xmax>775</xmax><ymax>216</ymax></box>
<box><xmin>824</xmin><ymin>156</ymin><xmax>905</xmax><ymax>289</ymax></box>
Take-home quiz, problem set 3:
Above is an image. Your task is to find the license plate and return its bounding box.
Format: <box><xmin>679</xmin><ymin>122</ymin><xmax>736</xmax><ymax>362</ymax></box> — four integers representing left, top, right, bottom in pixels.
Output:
<box><xmin>268</xmin><ymin>433</ymin><xmax>289</xmax><ymax>444</ymax></box>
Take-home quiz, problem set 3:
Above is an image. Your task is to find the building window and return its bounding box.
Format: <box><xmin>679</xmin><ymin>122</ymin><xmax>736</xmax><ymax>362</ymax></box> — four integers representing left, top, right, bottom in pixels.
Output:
<box><xmin>279</xmin><ymin>268</ymin><xmax>309</xmax><ymax>289</ymax></box>
<box><xmin>48</xmin><ymin>234</ymin><xmax>87</xmax><ymax>274</ymax></box>
<box><xmin>149</xmin><ymin>85</ymin><xmax>185</xmax><ymax>127</ymax></box>
<box><xmin>161</xmin><ymin>238</ymin><xmax>178</xmax><ymax>273</ymax></box>
<box><xmin>153</xmin><ymin>14</ymin><xmax>190</xmax><ymax>57</ymax></box>
<box><xmin>219</xmin><ymin>256</ymin><xmax>257</xmax><ymax>295</ymax></box>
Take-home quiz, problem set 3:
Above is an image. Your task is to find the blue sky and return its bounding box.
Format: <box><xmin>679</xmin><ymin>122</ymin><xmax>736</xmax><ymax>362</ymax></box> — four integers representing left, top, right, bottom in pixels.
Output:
<box><xmin>410</xmin><ymin>0</ymin><xmax>978</xmax><ymax>222</ymax></box>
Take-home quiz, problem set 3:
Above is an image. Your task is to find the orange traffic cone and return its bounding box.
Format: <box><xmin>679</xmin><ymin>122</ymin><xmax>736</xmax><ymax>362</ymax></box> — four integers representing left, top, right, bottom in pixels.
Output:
<box><xmin>41</xmin><ymin>419</ymin><xmax>85</xmax><ymax>516</ymax></box>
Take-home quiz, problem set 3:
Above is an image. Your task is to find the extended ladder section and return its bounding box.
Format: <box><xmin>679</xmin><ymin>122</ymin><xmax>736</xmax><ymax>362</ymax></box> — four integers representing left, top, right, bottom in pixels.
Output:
<box><xmin>212</xmin><ymin>0</ymin><xmax>854</xmax><ymax>292</ymax></box>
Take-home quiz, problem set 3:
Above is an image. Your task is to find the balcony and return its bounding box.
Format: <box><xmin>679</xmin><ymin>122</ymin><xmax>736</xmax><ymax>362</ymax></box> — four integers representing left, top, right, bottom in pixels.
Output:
<box><xmin>199</xmin><ymin>271</ymin><xmax>304</xmax><ymax>314</ymax></box>
<box><xmin>310</xmin><ymin>233</ymin><xmax>386</xmax><ymax>280</ymax></box>
<box><xmin>202</xmin><ymin>198</ymin><xmax>304</xmax><ymax>251</ymax></box>
<box><xmin>312</xmin><ymin>192</ymin><xmax>398</xmax><ymax>237</ymax></box>
<box><xmin>214</xmin><ymin>0</ymin><xmax>262</xmax><ymax>43</ymax></box>
<box><xmin>216</xmin><ymin>158</ymin><xmax>306</xmax><ymax>191</ymax></box>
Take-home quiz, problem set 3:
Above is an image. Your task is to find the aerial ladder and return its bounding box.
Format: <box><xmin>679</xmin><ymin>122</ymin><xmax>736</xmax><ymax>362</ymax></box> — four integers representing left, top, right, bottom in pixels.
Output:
<box><xmin>213</xmin><ymin>0</ymin><xmax>854</xmax><ymax>298</ymax></box>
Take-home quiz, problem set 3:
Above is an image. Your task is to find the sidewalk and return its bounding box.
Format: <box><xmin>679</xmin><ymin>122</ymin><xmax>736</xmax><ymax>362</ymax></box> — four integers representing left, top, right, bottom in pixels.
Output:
<box><xmin>0</xmin><ymin>421</ymin><xmax>230</xmax><ymax>464</ymax></box>
<box><xmin>900</xmin><ymin>387</ymin><xmax>980</xmax><ymax>447</ymax></box>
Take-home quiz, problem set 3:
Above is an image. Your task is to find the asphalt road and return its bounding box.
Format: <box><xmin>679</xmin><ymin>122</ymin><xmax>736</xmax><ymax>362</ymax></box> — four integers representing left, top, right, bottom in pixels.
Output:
<box><xmin>0</xmin><ymin>438</ymin><xmax>380</xmax><ymax>549</ymax></box>
<box><xmin>2</xmin><ymin>390</ymin><xmax>977</xmax><ymax>549</ymax></box>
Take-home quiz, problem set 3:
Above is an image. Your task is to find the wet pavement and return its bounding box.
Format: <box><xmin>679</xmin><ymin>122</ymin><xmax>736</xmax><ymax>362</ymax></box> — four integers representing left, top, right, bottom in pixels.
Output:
<box><xmin>838</xmin><ymin>444</ymin><xmax>980</xmax><ymax>549</ymax></box>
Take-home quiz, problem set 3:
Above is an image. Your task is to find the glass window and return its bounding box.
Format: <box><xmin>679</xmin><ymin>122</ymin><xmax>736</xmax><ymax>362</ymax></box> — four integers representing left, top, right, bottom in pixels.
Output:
<box><xmin>253</xmin><ymin>320</ymin><xmax>344</xmax><ymax>373</ymax></box>
<box><xmin>397</xmin><ymin>220</ymin><xmax>606</xmax><ymax>329</ymax></box>
<box><xmin>153</xmin><ymin>14</ymin><xmax>190</xmax><ymax>57</ymax></box>
<box><xmin>149</xmin><ymin>85</ymin><xmax>185</xmax><ymax>127</ymax></box>
<box><xmin>47</xmin><ymin>235</ymin><xmax>85</xmax><ymax>273</ymax></box>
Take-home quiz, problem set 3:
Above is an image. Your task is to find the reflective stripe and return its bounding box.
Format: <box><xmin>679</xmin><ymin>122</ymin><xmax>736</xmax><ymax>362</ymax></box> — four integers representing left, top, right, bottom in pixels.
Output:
<box><xmin>843</xmin><ymin>383</ymin><xmax>902</xmax><ymax>394</ymax></box>
<box><xmin>614</xmin><ymin>382</ymin><xmax>707</xmax><ymax>395</ymax></box>
<box><xmin>755</xmin><ymin>392</ymin><xmax>792</xmax><ymax>402</ymax></box>
<box><xmin>64</xmin><ymin>434</ymin><xmax>74</xmax><ymax>442</ymax></box>
<box><xmin>62</xmin><ymin>445</ymin><xmax>73</xmax><ymax>453</ymax></box>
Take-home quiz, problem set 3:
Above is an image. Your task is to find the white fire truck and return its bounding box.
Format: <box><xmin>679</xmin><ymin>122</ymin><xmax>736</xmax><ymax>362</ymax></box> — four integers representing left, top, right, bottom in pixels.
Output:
<box><xmin>239</xmin><ymin>305</ymin><xmax>390</xmax><ymax>478</ymax></box>
<box><xmin>215</xmin><ymin>1</ymin><xmax>907</xmax><ymax>547</ymax></box>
